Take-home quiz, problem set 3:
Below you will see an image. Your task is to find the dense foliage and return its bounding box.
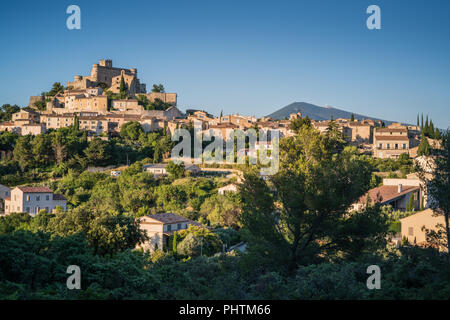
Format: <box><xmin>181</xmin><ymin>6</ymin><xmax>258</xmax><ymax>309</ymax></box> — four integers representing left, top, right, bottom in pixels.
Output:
<box><xmin>0</xmin><ymin>118</ymin><xmax>449</xmax><ymax>300</ymax></box>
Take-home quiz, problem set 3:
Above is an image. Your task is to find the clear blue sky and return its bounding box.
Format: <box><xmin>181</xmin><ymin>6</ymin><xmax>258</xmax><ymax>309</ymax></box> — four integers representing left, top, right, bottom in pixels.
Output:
<box><xmin>0</xmin><ymin>0</ymin><xmax>449</xmax><ymax>128</ymax></box>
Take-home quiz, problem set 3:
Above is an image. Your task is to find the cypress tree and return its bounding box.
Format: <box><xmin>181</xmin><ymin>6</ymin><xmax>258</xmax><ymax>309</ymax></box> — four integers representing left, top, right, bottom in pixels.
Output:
<box><xmin>119</xmin><ymin>75</ymin><xmax>127</xmax><ymax>99</ymax></box>
<box><xmin>417</xmin><ymin>135</ymin><xmax>431</xmax><ymax>156</ymax></box>
<box><xmin>172</xmin><ymin>232</ymin><xmax>178</xmax><ymax>254</ymax></box>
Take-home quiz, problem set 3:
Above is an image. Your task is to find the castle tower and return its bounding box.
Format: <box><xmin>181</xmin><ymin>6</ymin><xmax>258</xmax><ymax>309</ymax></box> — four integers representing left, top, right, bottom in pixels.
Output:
<box><xmin>91</xmin><ymin>64</ymin><xmax>99</xmax><ymax>80</ymax></box>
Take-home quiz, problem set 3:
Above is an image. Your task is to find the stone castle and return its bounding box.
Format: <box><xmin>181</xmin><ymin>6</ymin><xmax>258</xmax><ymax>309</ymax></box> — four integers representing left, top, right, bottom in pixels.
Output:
<box><xmin>67</xmin><ymin>59</ymin><xmax>146</xmax><ymax>96</ymax></box>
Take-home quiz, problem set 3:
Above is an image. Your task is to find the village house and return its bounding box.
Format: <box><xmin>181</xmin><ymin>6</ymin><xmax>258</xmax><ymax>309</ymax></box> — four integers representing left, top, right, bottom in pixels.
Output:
<box><xmin>400</xmin><ymin>208</ymin><xmax>447</xmax><ymax>251</ymax></box>
<box><xmin>111</xmin><ymin>99</ymin><xmax>142</xmax><ymax>114</ymax></box>
<box><xmin>143</xmin><ymin>163</ymin><xmax>201</xmax><ymax>177</ymax></box>
<box><xmin>137</xmin><ymin>213</ymin><xmax>202</xmax><ymax>252</ymax></box>
<box><xmin>218</xmin><ymin>184</ymin><xmax>238</xmax><ymax>195</ymax></box>
<box><xmin>348</xmin><ymin>121</ymin><xmax>374</xmax><ymax>144</ymax></box>
<box><xmin>373</xmin><ymin>125</ymin><xmax>410</xmax><ymax>159</ymax></box>
<box><xmin>0</xmin><ymin>108</ymin><xmax>45</xmax><ymax>135</ymax></box>
<box><xmin>353</xmin><ymin>182</ymin><xmax>420</xmax><ymax>212</ymax></box>
<box><xmin>4</xmin><ymin>186</ymin><xmax>67</xmax><ymax>216</ymax></box>
<box><xmin>139</xmin><ymin>92</ymin><xmax>178</xmax><ymax>106</ymax></box>
<box><xmin>0</xmin><ymin>184</ymin><xmax>11</xmax><ymax>214</ymax></box>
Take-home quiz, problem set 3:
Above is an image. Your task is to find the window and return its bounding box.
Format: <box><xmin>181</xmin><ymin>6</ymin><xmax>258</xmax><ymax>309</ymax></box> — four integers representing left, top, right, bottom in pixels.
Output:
<box><xmin>395</xmin><ymin>144</ymin><xmax>398</xmax><ymax>149</ymax></box>
<box><xmin>26</xmin><ymin>207</ymin><xmax>30</xmax><ymax>213</ymax></box>
<box><xmin>378</xmin><ymin>143</ymin><xmax>382</xmax><ymax>149</ymax></box>
<box><xmin>36</xmin><ymin>196</ymin><xmax>40</xmax><ymax>201</ymax></box>
<box><xmin>26</xmin><ymin>195</ymin><xmax>30</xmax><ymax>201</ymax></box>
<box><xmin>167</xmin><ymin>224</ymin><xmax>172</xmax><ymax>231</ymax></box>
<box><xmin>386</xmin><ymin>144</ymin><xmax>390</xmax><ymax>149</ymax></box>
<box><xmin>177</xmin><ymin>223</ymin><xmax>181</xmax><ymax>229</ymax></box>
<box><xmin>408</xmin><ymin>227</ymin><xmax>414</xmax><ymax>236</ymax></box>
<box><xmin>46</xmin><ymin>195</ymin><xmax>50</xmax><ymax>201</ymax></box>
<box><xmin>403</xmin><ymin>144</ymin><xmax>407</xmax><ymax>149</ymax></box>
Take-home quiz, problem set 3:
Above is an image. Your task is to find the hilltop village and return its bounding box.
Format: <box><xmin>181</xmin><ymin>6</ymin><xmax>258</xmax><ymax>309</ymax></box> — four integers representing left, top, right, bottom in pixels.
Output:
<box><xmin>0</xmin><ymin>59</ymin><xmax>434</xmax><ymax>160</ymax></box>
<box><xmin>0</xmin><ymin>59</ymin><xmax>448</xmax><ymax>300</ymax></box>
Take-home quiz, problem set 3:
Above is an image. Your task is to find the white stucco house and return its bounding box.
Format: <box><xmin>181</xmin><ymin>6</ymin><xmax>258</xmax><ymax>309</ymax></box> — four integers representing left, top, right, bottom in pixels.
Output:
<box><xmin>4</xmin><ymin>186</ymin><xmax>67</xmax><ymax>216</ymax></box>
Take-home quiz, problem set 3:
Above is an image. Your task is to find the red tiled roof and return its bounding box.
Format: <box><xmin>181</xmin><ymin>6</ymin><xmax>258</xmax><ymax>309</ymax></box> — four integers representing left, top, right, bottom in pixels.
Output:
<box><xmin>17</xmin><ymin>186</ymin><xmax>53</xmax><ymax>193</ymax></box>
<box><xmin>375</xmin><ymin>128</ymin><xmax>407</xmax><ymax>132</ymax></box>
<box><xmin>374</xmin><ymin>135</ymin><xmax>409</xmax><ymax>141</ymax></box>
<box><xmin>358</xmin><ymin>185</ymin><xmax>419</xmax><ymax>204</ymax></box>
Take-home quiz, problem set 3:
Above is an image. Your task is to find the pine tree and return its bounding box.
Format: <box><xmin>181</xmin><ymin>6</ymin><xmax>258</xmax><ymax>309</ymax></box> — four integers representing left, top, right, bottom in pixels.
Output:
<box><xmin>350</xmin><ymin>113</ymin><xmax>355</xmax><ymax>122</ymax></box>
<box><xmin>417</xmin><ymin>114</ymin><xmax>419</xmax><ymax>127</ymax></box>
<box><xmin>421</xmin><ymin>113</ymin><xmax>424</xmax><ymax>129</ymax></box>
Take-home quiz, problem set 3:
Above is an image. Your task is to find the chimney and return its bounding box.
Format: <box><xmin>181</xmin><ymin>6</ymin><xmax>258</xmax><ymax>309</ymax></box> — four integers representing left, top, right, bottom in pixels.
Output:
<box><xmin>398</xmin><ymin>184</ymin><xmax>403</xmax><ymax>193</ymax></box>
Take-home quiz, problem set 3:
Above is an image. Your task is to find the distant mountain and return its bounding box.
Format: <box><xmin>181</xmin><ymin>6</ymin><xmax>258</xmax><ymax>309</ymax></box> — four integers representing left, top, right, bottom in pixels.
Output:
<box><xmin>267</xmin><ymin>102</ymin><xmax>393</xmax><ymax>124</ymax></box>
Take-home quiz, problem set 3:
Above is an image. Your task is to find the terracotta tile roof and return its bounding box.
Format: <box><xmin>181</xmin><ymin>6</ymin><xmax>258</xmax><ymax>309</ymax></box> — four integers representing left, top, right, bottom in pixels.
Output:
<box><xmin>17</xmin><ymin>186</ymin><xmax>53</xmax><ymax>193</ymax></box>
<box><xmin>358</xmin><ymin>185</ymin><xmax>419</xmax><ymax>204</ymax></box>
<box><xmin>147</xmin><ymin>213</ymin><xmax>189</xmax><ymax>224</ymax></box>
<box><xmin>375</xmin><ymin>128</ymin><xmax>407</xmax><ymax>132</ymax></box>
<box><xmin>374</xmin><ymin>135</ymin><xmax>409</xmax><ymax>141</ymax></box>
<box><xmin>209</xmin><ymin>124</ymin><xmax>237</xmax><ymax>129</ymax></box>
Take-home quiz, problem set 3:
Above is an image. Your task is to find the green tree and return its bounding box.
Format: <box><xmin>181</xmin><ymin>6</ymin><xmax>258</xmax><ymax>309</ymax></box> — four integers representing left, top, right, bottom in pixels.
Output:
<box><xmin>120</xmin><ymin>121</ymin><xmax>144</xmax><ymax>141</ymax></box>
<box><xmin>420</xmin><ymin>129</ymin><xmax>450</xmax><ymax>257</ymax></box>
<box><xmin>151</xmin><ymin>84</ymin><xmax>165</xmax><ymax>93</ymax></box>
<box><xmin>47</xmin><ymin>82</ymin><xmax>65</xmax><ymax>96</ymax></box>
<box><xmin>84</xmin><ymin>138</ymin><xmax>112</xmax><ymax>166</ymax></box>
<box><xmin>176</xmin><ymin>226</ymin><xmax>222</xmax><ymax>257</ymax></box>
<box><xmin>119</xmin><ymin>76</ymin><xmax>128</xmax><ymax>99</ymax></box>
<box><xmin>350</xmin><ymin>113</ymin><xmax>355</xmax><ymax>122</ymax></box>
<box><xmin>13</xmin><ymin>135</ymin><xmax>34</xmax><ymax>171</ymax></box>
<box><xmin>33</xmin><ymin>101</ymin><xmax>46</xmax><ymax>111</ymax></box>
<box><xmin>200</xmin><ymin>194</ymin><xmax>241</xmax><ymax>228</ymax></box>
<box><xmin>417</xmin><ymin>135</ymin><xmax>431</xmax><ymax>156</ymax></box>
<box><xmin>0</xmin><ymin>104</ymin><xmax>20</xmax><ymax>122</ymax></box>
<box><xmin>240</xmin><ymin>126</ymin><xmax>381</xmax><ymax>271</ymax></box>
<box><xmin>31</xmin><ymin>134</ymin><xmax>53</xmax><ymax>166</ymax></box>
<box><xmin>166</xmin><ymin>161</ymin><xmax>185</xmax><ymax>179</ymax></box>
<box><xmin>172</xmin><ymin>232</ymin><xmax>178</xmax><ymax>254</ymax></box>
<box><xmin>289</xmin><ymin>115</ymin><xmax>311</xmax><ymax>133</ymax></box>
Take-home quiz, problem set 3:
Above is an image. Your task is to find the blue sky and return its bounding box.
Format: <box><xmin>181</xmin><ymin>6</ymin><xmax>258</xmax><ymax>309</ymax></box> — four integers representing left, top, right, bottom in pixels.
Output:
<box><xmin>0</xmin><ymin>0</ymin><xmax>449</xmax><ymax>128</ymax></box>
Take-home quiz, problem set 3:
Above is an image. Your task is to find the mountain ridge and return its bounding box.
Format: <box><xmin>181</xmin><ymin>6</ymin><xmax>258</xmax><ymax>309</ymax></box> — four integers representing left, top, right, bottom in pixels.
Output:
<box><xmin>267</xmin><ymin>102</ymin><xmax>394</xmax><ymax>124</ymax></box>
